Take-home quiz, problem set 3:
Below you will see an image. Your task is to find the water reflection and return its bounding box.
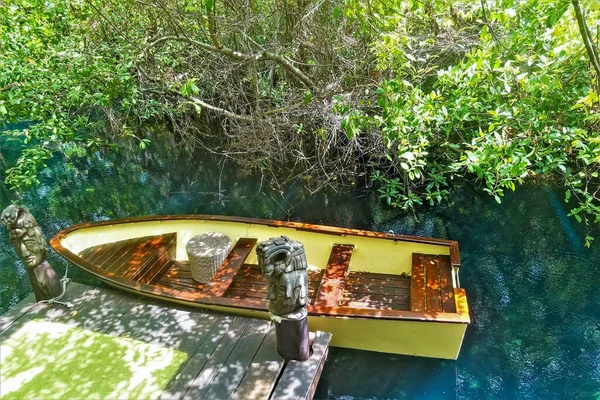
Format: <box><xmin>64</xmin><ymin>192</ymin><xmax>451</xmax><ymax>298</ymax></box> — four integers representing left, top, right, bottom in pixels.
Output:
<box><xmin>1</xmin><ymin>129</ymin><xmax>600</xmax><ymax>399</ymax></box>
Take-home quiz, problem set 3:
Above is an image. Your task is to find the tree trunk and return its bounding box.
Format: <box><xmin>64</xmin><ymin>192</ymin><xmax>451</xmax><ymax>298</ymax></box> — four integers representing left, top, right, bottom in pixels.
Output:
<box><xmin>572</xmin><ymin>0</ymin><xmax>600</xmax><ymax>80</ymax></box>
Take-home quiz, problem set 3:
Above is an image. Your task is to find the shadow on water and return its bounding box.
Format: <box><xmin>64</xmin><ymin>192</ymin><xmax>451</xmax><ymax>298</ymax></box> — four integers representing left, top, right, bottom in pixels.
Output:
<box><xmin>2</xmin><ymin>128</ymin><xmax>600</xmax><ymax>399</ymax></box>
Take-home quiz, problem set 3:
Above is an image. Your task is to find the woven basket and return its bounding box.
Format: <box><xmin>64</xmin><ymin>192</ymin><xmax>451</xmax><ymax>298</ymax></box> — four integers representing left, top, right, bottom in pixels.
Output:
<box><xmin>186</xmin><ymin>232</ymin><xmax>232</xmax><ymax>283</ymax></box>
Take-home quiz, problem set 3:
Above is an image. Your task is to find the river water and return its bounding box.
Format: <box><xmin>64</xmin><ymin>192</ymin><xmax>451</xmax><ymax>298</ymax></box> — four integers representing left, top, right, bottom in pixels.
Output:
<box><xmin>1</xmin><ymin>131</ymin><xmax>599</xmax><ymax>399</ymax></box>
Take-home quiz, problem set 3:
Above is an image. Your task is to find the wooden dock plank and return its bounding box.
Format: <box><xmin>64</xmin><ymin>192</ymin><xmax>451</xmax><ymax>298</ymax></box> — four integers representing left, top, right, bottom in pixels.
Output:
<box><xmin>160</xmin><ymin>314</ymin><xmax>234</xmax><ymax>400</ymax></box>
<box><xmin>114</xmin><ymin>300</ymin><xmax>228</xmax><ymax>375</ymax></box>
<box><xmin>156</xmin><ymin>306</ymin><xmax>224</xmax><ymax>353</ymax></box>
<box><xmin>182</xmin><ymin>317</ymin><xmax>252</xmax><ymax>399</ymax></box>
<box><xmin>314</xmin><ymin>244</ymin><xmax>354</xmax><ymax>307</ymax></box>
<box><xmin>5</xmin><ymin>283</ymin><xmax>141</xmax><ymax>335</ymax></box>
<box><xmin>425</xmin><ymin>254</ymin><xmax>442</xmax><ymax>313</ymax></box>
<box><xmin>1</xmin><ymin>283</ymin><xmax>331</xmax><ymax>400</ymax></box>
<box><xmin>411</xmin><ymin>253</ymin><xmax>426</xmax><ymax>312</ymax></box>
<box><xmin>231</xmin><ymin>325</ymin><xmax>285</xmax><ymax>400</ymax></box>
<box><xmin>200</xmin><ymin>319</ymin><xmax>271</xmax><ymax>399</ymax></box>
<box><xmin>117</xmin><ymin>302</ymin><xmax>176</xmax><ymax>341</ymax></box>
<box><xmin>270</xmin><ymin>331</ymin><xmax>332</xmax><ymax>400</ymax></box>
<box><xmin>204</xmin><ymin>238</ymin><xmax>257</xmax><ymax>297</ymax></box>
<box><xmin>0</xmin><ymin>293</ymin><xmax>36</xmax><ymax>334</ymax></box>
<box><xmin>439</xmin><ymin>255</ymin><xmax>456</xmax><ymax>313</ymax></box>
<box><xmin>0</xmin><ymin>283</ymin><xmax>136</xmax><ymax>345</ymax></box>
<box><xmin>66</xmin><ymin>286</ymin><xmax>142</xmax><ymax>333</ymax></box>
<box><xmin>0</xmin><ymin>283</ymin><xmax>90</xmax><ymax>342</ymax></box>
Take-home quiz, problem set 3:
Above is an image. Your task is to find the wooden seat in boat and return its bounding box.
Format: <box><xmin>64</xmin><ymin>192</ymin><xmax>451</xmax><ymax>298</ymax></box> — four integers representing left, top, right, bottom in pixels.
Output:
<box><xmin>313</xmin><ymin>244</ymin><xmax>411</xmax><ymax>311</ymax></box>
<box><xmin>314</xmin><ymin>244</ymin><xmax>354</xmax><ymax>307</ymax></box>
<box><xmin>204</xmin><ymin>238</ymin><xmax>258</xmax><ymax>296</ymax></box>
<box><xmin>411</xmin><ymin>253</ymin><xmax>456</xmax><ymax>313</ymax></box>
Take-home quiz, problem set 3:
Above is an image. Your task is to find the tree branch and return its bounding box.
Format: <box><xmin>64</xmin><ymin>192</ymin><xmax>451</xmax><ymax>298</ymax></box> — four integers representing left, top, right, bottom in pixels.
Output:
<box><xmin>572</xmin><ymin>0</ymin><xmax>600</xmax><ymax>80</ymax></box>
<box><xmin>189</xmin><ymin>97</ymin><xmax>255</xmax><ymax>121</ymax></box>
<box><xmin>141</xmin><ymin>86</ymin><xmax>255</xmax><ymax>121</ymax></box>
<box><xmin>139</xmin><ymin>35</ymin><xmax>314</xmax><ymax>88</ymax></box>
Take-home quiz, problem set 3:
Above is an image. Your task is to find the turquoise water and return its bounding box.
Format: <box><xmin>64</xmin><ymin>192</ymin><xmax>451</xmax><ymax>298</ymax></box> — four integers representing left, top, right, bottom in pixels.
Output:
<box><xmin>1</xmin><ymin>131</ymin><xmax>600</xmax><ymax>399</ymax></box>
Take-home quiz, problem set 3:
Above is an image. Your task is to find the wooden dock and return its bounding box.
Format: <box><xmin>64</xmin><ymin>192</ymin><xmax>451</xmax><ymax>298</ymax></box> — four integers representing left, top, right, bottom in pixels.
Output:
<box><xmin>0</xmin><ymin>282</ymin><xmax>331</xmax><ymax>400</ymax></box>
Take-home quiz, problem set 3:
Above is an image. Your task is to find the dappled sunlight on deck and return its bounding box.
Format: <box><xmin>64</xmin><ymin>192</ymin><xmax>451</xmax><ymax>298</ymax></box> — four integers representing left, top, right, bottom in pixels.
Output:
<box><xmin>0</xmin><ymin>283</ymin><xmax>331</xmax><ymax>399</ymax></box>
<box><xmin>0</xmin><ymin>320</ymin><xmax>185</xmax><ymax>400</ymax></box>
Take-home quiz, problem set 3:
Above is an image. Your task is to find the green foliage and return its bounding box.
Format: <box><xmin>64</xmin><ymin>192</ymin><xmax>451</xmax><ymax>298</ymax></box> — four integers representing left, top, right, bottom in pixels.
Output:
<box><xmin>0</xmin><ymin>0</ymin><xmax>153</xmax><ymax>191</ymax></box>
<box><xmin>181</xmin><ymin>80</ymin><xmax>200</xmax><ymax>98</ymax></box>
<box><xmin>2</xmin><ymin>0</ymin><xmax>600</xmax><ymax>234</ymax></box>
<box><xmin>341</xmin><ymin>0</ymin><xmax>600</xmax><ymax>228</ymax></box>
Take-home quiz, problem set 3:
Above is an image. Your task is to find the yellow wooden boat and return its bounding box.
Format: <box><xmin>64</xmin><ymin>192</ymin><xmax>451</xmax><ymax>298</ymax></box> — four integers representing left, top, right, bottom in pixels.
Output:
<box><xmin>50</xmin><ymin>215</ymin><xmax>470</xmax><ymax>359</ymax></box>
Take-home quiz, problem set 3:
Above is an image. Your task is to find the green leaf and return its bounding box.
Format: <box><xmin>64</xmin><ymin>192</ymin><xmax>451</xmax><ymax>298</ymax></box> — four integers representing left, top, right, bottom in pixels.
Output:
<box><xmin>205</xmin><ymin>0</ymin><xmax>214</xmax><ymax>11</ymax></box>
<box><xmin>333</xmin><ymin>5</ymin><xmax>341</xmax><ymax>18</ymax></box>
<box><xmin>190</xmin><ymin>82</ymin><xmax>199</xmax><ymax>95</ymax></box>
<box><xmin>480</xmin><ymin>24</ymin><xmax>488</xmax><ymax>39</ymax></box>
<box><xmin>303</xmin><ymin>90</ymin><xmax>312</xmax><ymax>105</ymax></box>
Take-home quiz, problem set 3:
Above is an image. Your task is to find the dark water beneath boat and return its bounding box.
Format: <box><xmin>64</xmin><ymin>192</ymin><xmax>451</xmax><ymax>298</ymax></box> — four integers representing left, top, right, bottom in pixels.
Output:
<box><xmin>2</xmin><ymin>130</ymin><xmax>600</xmax><ymax>399</ymax></box>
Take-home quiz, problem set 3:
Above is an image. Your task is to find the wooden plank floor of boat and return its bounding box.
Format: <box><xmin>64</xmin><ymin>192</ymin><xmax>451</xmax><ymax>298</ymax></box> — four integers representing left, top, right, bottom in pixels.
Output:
<box><xmin>78</xmin><ymin>234</ymin><xmax>415</xmax><ymax>311</ymax></box>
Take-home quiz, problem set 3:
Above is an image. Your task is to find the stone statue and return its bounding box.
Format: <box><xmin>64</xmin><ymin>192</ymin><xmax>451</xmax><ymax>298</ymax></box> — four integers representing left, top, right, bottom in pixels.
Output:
<box><xmin>257</xmin><ymin>235</ymin><xmax>309</xmax><ymax>316</ymax></box>
<box><xmin>2</xmin><ymin>205</ymin><xmax>62</xmax><ymax>302</ymax></box>
<box><xmin>257</xmin><ymin>235</ymin><xmax>310</xmax><ymax>360</ymax></box>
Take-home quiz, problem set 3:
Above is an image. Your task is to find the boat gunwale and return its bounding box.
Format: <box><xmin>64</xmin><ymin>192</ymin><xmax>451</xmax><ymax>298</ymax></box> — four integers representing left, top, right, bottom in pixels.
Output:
<box><xmin>49</xmin><ymin>214</ymin><xmax>469</xmax><ymax>324</ymax></box>
<box><xmin>50</xmin><ymin>214</ymin><xmax>461</xmax><ymax>266</ymax></box>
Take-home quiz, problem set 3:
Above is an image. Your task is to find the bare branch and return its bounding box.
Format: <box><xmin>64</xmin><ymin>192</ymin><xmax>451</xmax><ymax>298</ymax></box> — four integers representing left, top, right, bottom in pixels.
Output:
<box><xmin>140</xmin><ymin>35</ymin><xmax>315</xmax><ymax>88</ymax></box>
<box><xmin>189</xmin><ymin>97</ymin><xmax>254</xmax><ymax>121</ymax></box>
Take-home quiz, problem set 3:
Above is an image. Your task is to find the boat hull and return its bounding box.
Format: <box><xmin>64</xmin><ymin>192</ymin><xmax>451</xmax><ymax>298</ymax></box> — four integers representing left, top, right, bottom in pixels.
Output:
<box><xmin>51</xmin><ymin>215</ymin><xmax>470</xmax><ymax>359</ymax></box>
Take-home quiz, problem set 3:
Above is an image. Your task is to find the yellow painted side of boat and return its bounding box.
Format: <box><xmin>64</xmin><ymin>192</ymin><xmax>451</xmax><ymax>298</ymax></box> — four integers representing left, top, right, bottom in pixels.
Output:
<box><xmin>108</xmin><ymin>282</ymin><xmax>466</xmax><ymax>360</ymax></box>
<box><xmin>309</xmin><ymin>315</ymin><xmax>467</xmax><ymax>359</ymax></box>
<box><xmin>62</xmin><ymin>219</ymin><xmax>449</xmax><ymax>275</ymax></box>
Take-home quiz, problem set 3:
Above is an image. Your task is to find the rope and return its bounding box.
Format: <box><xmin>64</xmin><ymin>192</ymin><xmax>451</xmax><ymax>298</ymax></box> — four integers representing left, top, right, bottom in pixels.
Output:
<box><xmin>38</xmin><ymin>263</ymin><xmax>73</xmax><ymax>308</ymax></box>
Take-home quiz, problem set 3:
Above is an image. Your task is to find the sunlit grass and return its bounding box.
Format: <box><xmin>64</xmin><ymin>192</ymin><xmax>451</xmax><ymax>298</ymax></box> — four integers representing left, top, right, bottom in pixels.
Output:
<box><xmin>0</xmin><ymin>320</ymin><xmax>187</xmax><ymax>399</ymax></box>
